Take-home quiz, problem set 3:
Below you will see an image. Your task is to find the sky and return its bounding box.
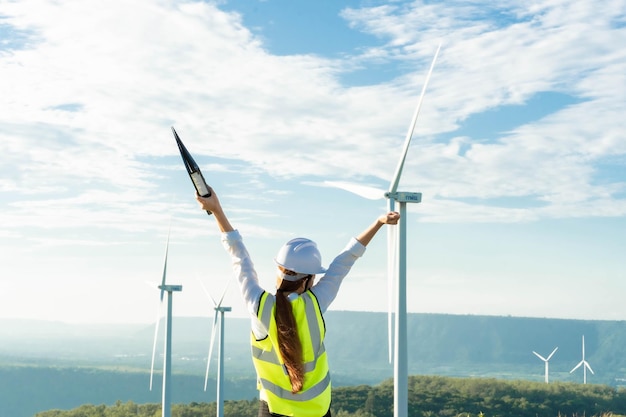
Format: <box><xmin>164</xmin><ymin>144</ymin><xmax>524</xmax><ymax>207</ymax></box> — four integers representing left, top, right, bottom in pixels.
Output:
<box><xmin>1</xmin><ymin>0</ymin><xmax>625</xmax><ymax>325</ymax></box>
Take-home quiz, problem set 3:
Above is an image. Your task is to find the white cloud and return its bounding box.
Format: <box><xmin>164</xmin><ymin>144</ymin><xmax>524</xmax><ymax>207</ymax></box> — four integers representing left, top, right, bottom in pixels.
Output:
<box><xmin>2</xmin><ymin>0</ymin><xmax>624</xmax><ymax>222</ymax></box>
<box><xmin>1</xmin><ymin>0</ymin><xmax>625</xmax><ymax>323</ymax></box>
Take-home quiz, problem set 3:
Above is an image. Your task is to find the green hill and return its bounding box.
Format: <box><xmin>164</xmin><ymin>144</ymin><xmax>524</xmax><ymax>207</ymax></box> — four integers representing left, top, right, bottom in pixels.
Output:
<box><xmin>33</xmin><ymin>375</ymin><xmax>626</xmax><ymax>417</ymax></box>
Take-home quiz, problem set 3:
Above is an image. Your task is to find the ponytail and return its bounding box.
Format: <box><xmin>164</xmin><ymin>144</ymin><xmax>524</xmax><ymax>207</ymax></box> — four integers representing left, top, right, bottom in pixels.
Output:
<box><xmin>274</xmin><ymin>277</ymin><xmax>311</xmax><ymax>393</ymax></box>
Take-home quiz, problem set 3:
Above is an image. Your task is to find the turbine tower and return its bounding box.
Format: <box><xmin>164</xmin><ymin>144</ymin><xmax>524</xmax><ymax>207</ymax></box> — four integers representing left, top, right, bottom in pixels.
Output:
<box><xmin>323</xmin><ymin>44</ymin><xmax>440</xmax><ymax>417</ymax></box>
<box><xmin>570</xmin><ymin>335</ymin><xmax>594</xmax><ymax>384</ymax></box>
<box><xmin>199</xmin><ymin>279</ymin><xmax>232</xmax><ymax>417</ymax></box>
<box><xmin>149</xmin><ymin>228</ymin><xmax>183</xmax><ymax>417</ymax></box>
<box><xmin>532</xmin><ymin>347</ymin><xmax>558</xmax><ymax>383</ymax></box>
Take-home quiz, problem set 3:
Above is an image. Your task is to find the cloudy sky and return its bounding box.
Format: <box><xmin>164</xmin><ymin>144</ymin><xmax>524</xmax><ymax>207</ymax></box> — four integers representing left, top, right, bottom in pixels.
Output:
<box><xmin>1</xmin><ymin>0</ymin><xmax>625</xmax><ymax>325</ymax></box>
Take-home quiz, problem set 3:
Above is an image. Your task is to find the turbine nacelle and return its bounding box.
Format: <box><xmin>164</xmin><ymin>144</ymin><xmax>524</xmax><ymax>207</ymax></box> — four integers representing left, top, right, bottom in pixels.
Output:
<box><xmin>385</xmin><ymin>191</ymin><xmax>422</xmax><ymax>204</ymax></box>
<box><xmin>159</xmin><ymin>284</ymin><xmax>183</xmax><ymax>292</ymax></box>
<box><xmin>215</xmin><ymin>306</ymin><xmax>232</xmax><ymax>313</ymax></box>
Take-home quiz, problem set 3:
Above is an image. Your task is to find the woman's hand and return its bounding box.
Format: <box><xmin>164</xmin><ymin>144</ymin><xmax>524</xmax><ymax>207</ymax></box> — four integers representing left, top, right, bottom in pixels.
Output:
<box><xmin>378</xmin><ymin>211</ymin><xmax>400</xmax><ymax>225</ymax></box>
<box><xmin>195</xmin><ymin>187</ymin><xmax>234</xmax><ymax>232</ymax></box>
<box><xmin>195</xmin><ymin>187</ymin><xmax>221</xmax><ymax>213</ymax></box>
<box><xmin>356</xmin><ymin>211</ymin><xmax>401</xmax><ymax>246</ymax></box>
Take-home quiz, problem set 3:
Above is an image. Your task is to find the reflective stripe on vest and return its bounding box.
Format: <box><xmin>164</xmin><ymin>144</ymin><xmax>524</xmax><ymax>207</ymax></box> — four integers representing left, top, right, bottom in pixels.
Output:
<box><xmin>251</xmin><ymin>290</ymin><xmax>331</xmax><ymax>417</ymax></box>
<box><xmin>252</xmin><ymin>344</ymin><xmax>326</xmax><ymax>374</ymax></box>
<box><xmin>259</xmin><ymin>372</ymin><xmax>330</xmax><ymax>401</ymax></box>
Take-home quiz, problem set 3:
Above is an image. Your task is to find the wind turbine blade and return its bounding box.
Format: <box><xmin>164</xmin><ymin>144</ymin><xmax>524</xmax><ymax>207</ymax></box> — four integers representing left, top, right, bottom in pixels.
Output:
<box><xmin>585</xmin><ymin>361</ymin><xmax>595</xmax><ymax>374</ymax></box>
<box><xmin>149</xmin><ymin>313</ymin><xmax>162</xmax><ymax>391</ymax></box>
<box><xmin>388</xmin><ymin>43</ymin><xmax>441</xmax><ymax>194</ymax></box>
<box><xmin>582</xmin><ymin>335</ymin><xmax>586</xmax><ymax>359</ymax></box>
<box><xmin>546</xmin><ymin>347</ymin><xmax>558</xmax><ymax>360</ymax></box>
<box><xmin>570</xmin><ymin>360</ymin><xmax>584</xmax><ymax>373</ymax></box>
<box><xmin>204</xmin><ymin>313</ymin><xmax>220</xmax><ymax>391</ymax></box>
<box><xmin>386</xmin><ymin>220</ymin><xmax>398</xmax><ymax>363</ymax></box>
<box><xmin>160</xmin><ymin>224</ymin><xmax>172</xmax><ymax>302</ymax></box>
<box><xmin>387</xmin><ymin>227</ymin><xmax>393</xmax><ymax>363</ymax></box>
<box><xmin>197</xmin><ymin>277</ymin><xmax>218</xmax><ymax>307</ymax></box>
<box><xmin>323</xmin><ymin>180</ymin><xmax>385</xmax><ymax>200</ymax></box>
<box><xmin>149</xmin><ymin>218</ymin><xmax>173</xmax><ymax>391</ymax></box>
<box><xmin>216</xmin><ymin>274</ymin><xmax>235</xmax><ymax>308</ymax></box>
<box><xmin>532</xmin><ymin>351</ymin><xmax>547</xmax><ymax>361</ymax></box>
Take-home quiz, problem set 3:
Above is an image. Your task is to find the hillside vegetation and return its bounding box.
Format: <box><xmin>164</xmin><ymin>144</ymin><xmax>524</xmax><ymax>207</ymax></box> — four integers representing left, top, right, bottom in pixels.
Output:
<box><xmin>35</xmin><ymin>375</ymin><xmax>626</xmax><ymax>417</ymax></box>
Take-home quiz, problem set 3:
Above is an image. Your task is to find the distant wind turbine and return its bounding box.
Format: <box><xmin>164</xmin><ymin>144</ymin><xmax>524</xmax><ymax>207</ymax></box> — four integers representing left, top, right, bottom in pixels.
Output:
<box><xmin>532</xmin><ymin>347</ymin><xmax>558</xmax><ymax>383</ymax></box>
<box><xmin>149</xmin><ymin>227</ymin><xmax>183</xmax><ymax>417</ymax></box>
<box><xmin>198</xmin><ymin>279</ymin><xmax>233</xmax><ymax>417</ymax></box>
<box><xmin>324</xmin><ymin>43</ymin><xmax>441</xmax><ymax>417</ymax></box>
<box><xmin>570</xmin><ymin>335</ymin><xmax>594</xmax><ymax>384</ymax></box>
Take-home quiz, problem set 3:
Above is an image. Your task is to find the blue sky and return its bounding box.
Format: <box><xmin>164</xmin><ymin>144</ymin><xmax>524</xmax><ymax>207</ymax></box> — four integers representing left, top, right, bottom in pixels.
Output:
<box><xmin>0</xmin><ymin>0</ymin><xmax>625</xmax><ymax>324</ymax></box>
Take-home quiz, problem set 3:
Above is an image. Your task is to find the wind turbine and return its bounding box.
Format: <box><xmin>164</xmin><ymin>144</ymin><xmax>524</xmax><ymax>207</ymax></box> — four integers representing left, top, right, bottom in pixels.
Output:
<box><xmin>532</xmin><ymin>347</ymin><xmax>558</xmax><ymax>383</ymax></box>
<box><xmin>324</xmin><ymin>43</ymin><xmax>441</xmax><ymax>417</ymax></box>
<box><xmin>198</xmin><ymin>279</ymin><xmax>233</xmax><ymax>417</ymax></box>
<box><xmin>388</xmin><ymin>44</ymin><xmax>440</xmax><ymax>417</ymax></box>
<box><xmin>570</xmin><ymin>335</ymin><xmax>594</xmax><ymax>384</ymax></box>
<box><xmin>149</xmin><ymin>227</ymin><xmax>183</xmax><ymax>417</ymax></box>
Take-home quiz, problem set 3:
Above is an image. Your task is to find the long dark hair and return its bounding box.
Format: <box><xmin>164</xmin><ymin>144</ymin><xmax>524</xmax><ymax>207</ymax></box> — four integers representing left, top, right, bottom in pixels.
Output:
<box><xmin>275</xmin><ymin>275</ymin><xmax>311</xmax><ymax>393</ymax></box>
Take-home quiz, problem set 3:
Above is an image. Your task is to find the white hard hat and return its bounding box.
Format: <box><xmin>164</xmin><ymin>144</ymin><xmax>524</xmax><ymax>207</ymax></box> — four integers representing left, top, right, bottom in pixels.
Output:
<box><xmin>274</xmin><ymin>238</ymin><xmax>327</xmax><ymax>276</ymax></box>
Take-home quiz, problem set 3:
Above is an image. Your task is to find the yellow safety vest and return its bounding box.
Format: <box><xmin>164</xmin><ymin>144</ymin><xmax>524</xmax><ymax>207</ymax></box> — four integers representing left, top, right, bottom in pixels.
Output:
<box><xmin>251</xmin><ymin>290</ymin><xmax>331</xmax><ymax>417</ymax></box>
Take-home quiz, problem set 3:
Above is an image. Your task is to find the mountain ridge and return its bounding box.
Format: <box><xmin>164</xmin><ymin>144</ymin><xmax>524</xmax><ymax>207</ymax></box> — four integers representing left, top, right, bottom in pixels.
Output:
<box><xmin>2</xmin><ymin>311</ymin><xmax>624</xmax><ymax>383</ymax></box>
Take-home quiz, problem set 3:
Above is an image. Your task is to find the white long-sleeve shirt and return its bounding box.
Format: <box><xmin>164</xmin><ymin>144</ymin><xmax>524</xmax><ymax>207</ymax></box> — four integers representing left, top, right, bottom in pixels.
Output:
<box><xmin>221</xmin><ymin>230</ymin><xmax>366</xmax><ymax>339</ymax></box>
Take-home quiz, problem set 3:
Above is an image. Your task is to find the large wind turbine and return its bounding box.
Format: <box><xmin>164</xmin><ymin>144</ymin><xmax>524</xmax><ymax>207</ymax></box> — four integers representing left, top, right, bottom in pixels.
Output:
<box><xmin>199</xmin><ymin>279</ymin><xmax>232</xmax><ymax>417</ymax></box>
<box><xmin>324</xmin><ymin>44</ymin><xmax>440</xmax><ymax>417</ymax></box>
<box><xmin>149</xmin><ymin>228</ymin><xmax>183</xmax><ymax>417</ymax></box>
<box><xmin>532</xmin><ymin>347</ymin><xmax>558</xmax><ymax>383</ymax></box>
<box><xmin>570</xmin><ymin>335</ymin><xmax>594</xmax><ymax>384</ymax></box>
<box><xmin>388</xmin><ymin>44</ymin><xmax>440</xmax><ymax>417</ymax></box>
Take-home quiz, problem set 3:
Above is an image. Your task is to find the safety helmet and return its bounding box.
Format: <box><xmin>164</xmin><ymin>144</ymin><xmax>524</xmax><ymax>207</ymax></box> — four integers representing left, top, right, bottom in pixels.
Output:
<box><xmin>274</xmin><ymin>238</ymin><xmax>327</xmax><ymax>275</ymax></box>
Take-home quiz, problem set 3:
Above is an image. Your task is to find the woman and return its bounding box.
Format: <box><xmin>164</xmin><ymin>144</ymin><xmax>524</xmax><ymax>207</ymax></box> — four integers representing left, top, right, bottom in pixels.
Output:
<box><xmin>196</xmin><ymin>188</ymin><xmax>399</xmax><ymax>417</ymax></box>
